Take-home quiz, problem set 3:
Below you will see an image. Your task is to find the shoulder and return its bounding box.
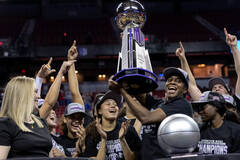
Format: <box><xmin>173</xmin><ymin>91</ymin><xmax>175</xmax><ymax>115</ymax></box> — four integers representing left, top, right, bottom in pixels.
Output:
<box><xmin>170</xmin><ymin>98</ymin><xmax>192</xmax><ymax>109</ymax></box>
<box><xmin>146</xmin><ymin>94</ymin><xmax>163</xmax><ymax>110</ymax></box>
<box><xmin>0</xmin><ymin>117</ymin><xmax>19</xmax><ymax>137</ymax></box>
<box><xmin>175</xmin><ymin>97</ymin><xmax>191</xmax><ymax>105</ymax></box>
<box><xmin>0</xmin><ymin>117</ymin><xmax>17</xmax><ymax>128</ymax></box>
<box><xmin>224</xmin><ymin>120</ymin><xmax>240</xmax><ymax>130</ymax></box>
<box><xmin>161</xmin><ymin>97</ymin><xmax>193</xmax><ymax>117</ymax></box>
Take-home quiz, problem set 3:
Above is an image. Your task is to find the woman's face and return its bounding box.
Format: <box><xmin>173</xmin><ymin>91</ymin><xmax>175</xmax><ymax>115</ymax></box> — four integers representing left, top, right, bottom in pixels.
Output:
<box><xmin>64</xmin><ymin>113</ymin><xmax>84</xmax><ymax>134</ymax></box>
<box><xmin>199</xmin><ymin>104</ymin><xmax>217</xmax><ymax>122</ymax></box>
<box><xmin>165</xmin><ymin>75</ymin><xmax>187</xmax><ymax>99</ymax></box>
<box><xmin>46</xmin><ymin>109</ymin><xmax>57</xmax><ymax>127</ymax></box>
<box><xmin>98</xmin><ymin>99</ymin><xmax>119</xmax><ymax>121</ymax></box>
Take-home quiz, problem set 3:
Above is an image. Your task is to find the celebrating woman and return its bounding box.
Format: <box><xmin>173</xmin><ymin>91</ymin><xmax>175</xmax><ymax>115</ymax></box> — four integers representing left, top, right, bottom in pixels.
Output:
<box><xmin>0</xmin><ymin>60</ymin><xmax>75</xmax><ymax>159</ymax></box>
<box><xmin>82</xmin><ymin>91</ymin><xmax>141</xmax><ymax>160</ymax></box>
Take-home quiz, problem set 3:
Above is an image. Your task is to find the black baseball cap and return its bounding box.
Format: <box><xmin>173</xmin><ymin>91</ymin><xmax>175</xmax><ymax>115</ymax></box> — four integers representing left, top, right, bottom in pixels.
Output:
<box><xmin>192</xmin><ymin>91</ymin><xmax>226</xmax><ymax>114</ymax></box>
<box><xmin>163</xmin><ymin>67</ymin><xmax>189</xmax><ymax>89</ymax></box>
<box><xmin>222</xmin><ymin>94</ymin><xmax>237</xmax><ymax>108</ymax></box>
<box><xmin>95</xmin><ymin>91</ymin><xmax>123</xmax><ymax>111</ymax></box>
<box><xmin>208</xmin><ymin>77</ymin><xmax>231</xmax><ymax>94</ymax></box>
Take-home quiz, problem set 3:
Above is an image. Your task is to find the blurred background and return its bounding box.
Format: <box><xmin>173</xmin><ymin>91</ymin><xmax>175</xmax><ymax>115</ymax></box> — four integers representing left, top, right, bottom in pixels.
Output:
<box><xmin>0</xmin><ymin>0</ymin><xmax>240</xmax><ymax>112</ymax></box>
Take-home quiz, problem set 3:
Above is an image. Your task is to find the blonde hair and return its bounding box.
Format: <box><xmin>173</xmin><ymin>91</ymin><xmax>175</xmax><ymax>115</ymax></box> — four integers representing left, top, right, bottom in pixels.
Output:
<box><xmin>0</xmin><ymin>76</ymin><xmax>43</xmax><ymax>132</ymax></box>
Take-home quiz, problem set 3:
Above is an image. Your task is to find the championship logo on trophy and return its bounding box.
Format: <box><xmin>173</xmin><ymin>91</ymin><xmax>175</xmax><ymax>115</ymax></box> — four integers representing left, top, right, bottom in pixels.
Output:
<box><xmin>112</xmin><ymin>0</ymin><xmax>158</xmax><ymax>94</ymax></box>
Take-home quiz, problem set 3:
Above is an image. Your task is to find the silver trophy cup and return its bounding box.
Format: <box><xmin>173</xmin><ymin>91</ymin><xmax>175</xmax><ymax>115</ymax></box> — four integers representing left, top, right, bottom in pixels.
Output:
<box><xmin>113</xmin><ymin>0</ymin><xmax>158</xmax><ymax>94</ymax></box>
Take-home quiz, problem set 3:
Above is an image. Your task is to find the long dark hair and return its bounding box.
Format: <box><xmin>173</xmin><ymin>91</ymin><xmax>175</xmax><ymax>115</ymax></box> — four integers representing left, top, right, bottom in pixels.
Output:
<box><xmin>85</xmin><ymin>121</ymin><xmax>100</xmax><ymax>142</ymax></box>
<box><xmin>59</xmin><ymin>114</ymin><xmax>68</xmax><ymax>135</ymax></box>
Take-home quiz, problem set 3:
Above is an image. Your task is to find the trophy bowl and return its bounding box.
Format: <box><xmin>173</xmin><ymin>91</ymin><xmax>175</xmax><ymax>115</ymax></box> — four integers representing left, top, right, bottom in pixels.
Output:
<box><xmin>116</xmin><ymin>0</ymin><xmax>146</xmax><ymax>30</ymax></box>
<box><xmin>113</xmin><ymin>68</ymin><xmax>158</xmax><ymax>95</ymax></box>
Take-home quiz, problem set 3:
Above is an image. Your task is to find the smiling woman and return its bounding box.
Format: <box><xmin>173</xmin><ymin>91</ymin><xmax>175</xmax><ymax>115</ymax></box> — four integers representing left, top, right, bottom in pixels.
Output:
<box><xmin>54</xmin><ymin>103</ymin><xmax>88</xmax><ymax>157</ymax></box>
<box><xmin>0</xmin><ymin>76</ymin><xmax>52</xmax><ymax>159</ymax></box>
<box><xmin>80</xmin><ymin>91</ymin><xmax>141</xmax><ymax>160</ymax></box>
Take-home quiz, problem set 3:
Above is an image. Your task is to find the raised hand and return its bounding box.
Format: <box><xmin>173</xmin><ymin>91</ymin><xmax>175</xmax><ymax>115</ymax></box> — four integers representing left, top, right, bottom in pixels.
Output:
<box><xmin>108</xmin><ymin>75</ymin><xmax>121</xmax><ymax>93</ymax></box>
<box><xmin>175</xmin><ymin>41</ymin><xmax>185</xmax><ymax>59</ymax></box>
<box><xmin>224</xmin><ymin>28</ymin><xmax>237</xmax><ymax>48</ymax></box>
<box><xmin>96</xmin><ymin>117</ymin><xmax>107</xmax><ymax>140</ymax></box>
<box><xmin>59</xmin><ymin>60</ymin><xmax>76</xmax><ymax>75</ymax></box>
<box><xmin>68</xmin><ymin>40</ymin><xmax>78</xmax><ymax>60</ymax></box>
<box><xmin>119</xmin><ymin>119</ymin><xmax>130</xmax><ymax>139</ymax></box>
<box><xmin>61</xmin><ymin>60</ymin><xmax>76</xmax><ymax>74</ymax></box>
<box><xmin>37</xmin><ymin>57</ymin><xmax>56</xmax><ymax>78</ymax></box>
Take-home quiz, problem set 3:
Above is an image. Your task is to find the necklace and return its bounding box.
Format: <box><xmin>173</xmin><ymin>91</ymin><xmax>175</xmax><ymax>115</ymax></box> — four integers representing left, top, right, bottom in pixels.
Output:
<box><xmin>24</xmin><ymin>120</ymin><xmax>35</xmax><ymax>129</ymax></box>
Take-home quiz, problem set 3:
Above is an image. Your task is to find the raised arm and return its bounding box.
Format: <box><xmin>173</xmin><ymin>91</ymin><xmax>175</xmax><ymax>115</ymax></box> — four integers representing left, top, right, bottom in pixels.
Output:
<box><xmin>108</xmin><ymin>78</ymin><xmax>166</xmax><ymax>124</ymax></box>
<box><xmin>67</xmin><ymin>40</ymin><xmax>84</xmax><ymax>106</ymax></box>
<box><xmin>176</xmin><ymin>42</ymin><xmax>202</xmax><ymax>100</ymax></box>
<box><xmin>224</xmin><ymin>28</ymin><xmax>240</xmax><ymax>96</ymax></box>
<box><xmin>35</xmin><ymin>57</ymin><xmax>56</xmax><ymax>97</ymax></box>
<box><xmin>40</xmin><ymin>60</ymin><xmax>76</xmax><ymax>119</ymax></box>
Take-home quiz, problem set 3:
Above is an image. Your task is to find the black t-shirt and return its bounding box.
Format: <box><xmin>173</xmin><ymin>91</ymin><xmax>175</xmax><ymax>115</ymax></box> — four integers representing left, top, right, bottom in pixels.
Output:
<box><xmin>0</xmin><ymin>117</ymin><xmax>52</xmax><ymax>158</ymax></box>
<box><xmin>83</xmin><ymin>121</ymin><xmax>141</xmax><ymax>160</ymax></box>
<box><xmin>53</xmin><ymin>134</ymin><xmax>78</xmax><ymax>157</ymax></box>
<box><xmin>198</xmin><ymin>120</ymin><xmax>240</xmax><ymax>154</ymax></box>
<box><xmin>117</xmin><ymin>116</ymin><xmax>136</xmax><ymax>126</ymax></box>
<box><xmin>51</xmin><ymin>134</ymin><xmax>65</xmax><ymax>154</ymax></box>
<box><xmin>140</xmin><ymin>95</ymin><xmax>193</xmax><ymax>160</ymax></box>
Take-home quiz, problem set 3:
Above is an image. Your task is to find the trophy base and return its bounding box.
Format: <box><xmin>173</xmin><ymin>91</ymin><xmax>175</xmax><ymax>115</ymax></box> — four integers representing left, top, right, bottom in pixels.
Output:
<box><xmin>112</xmin><ymin>68</ymin><xmax>158</xmax><ymax>95</ymax></box>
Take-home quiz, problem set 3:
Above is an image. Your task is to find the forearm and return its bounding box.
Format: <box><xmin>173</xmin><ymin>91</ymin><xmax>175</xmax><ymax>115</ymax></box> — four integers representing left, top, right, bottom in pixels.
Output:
<box><xmin>179</xmin><ymin>56</ymin><xmax>197</xmax><ymax>86</ymax></box>
<box><xmin>179</xmin><ymin>56</ymin><xmax>202</xmax><ymax>100</ymax></box>
<box><xmin>68</xmin><ymin>64</ymin><xmax>84</xmax><ymax>105</ymax></box>
<box><xmin>231</xmin><ymin>46</ymin><xmax>240</xmax><ymax>74</ymax></box>
<box><xmin>120</xmin><ymin>88</ymin><xmax>165</xmax><ymax>124</ymax></box>
<box><xmin>0</xmin><ymin>146</ymin><xmax>10</xmax><ymax>159</ymax></box>
<box><xmin>40</xmin><ymin>71</ymin><xmax>63</xmax><ymax>119</ymax></box>
<box><xmin>96</xmin><ymin>138</ymin><xmax>107</xmax><ymax>160</ymax></box>
<box><xmin>120</xmin><ymin>88</ymin><xmax>151</xmax><ymax>123</ymax></box>
<box><xmin>35</xmin><ymin>76</ymin><xmax>43</xmax><ymax>97</ymax></box>
<box><xmin>231</xmin><ymin>46</ymin><xmax>240</xmax><ymax>95</ymax></box>
<box><xmin>120</xmin><ymin>138</ymin><xmax>135</xmax><ymax>160</ymax></box>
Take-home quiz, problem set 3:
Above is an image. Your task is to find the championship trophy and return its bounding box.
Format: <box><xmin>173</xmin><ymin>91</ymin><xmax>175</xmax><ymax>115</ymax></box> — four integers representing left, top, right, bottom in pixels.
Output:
<box><xmin>112</xmin><ymin>0</ymin><xmax>158</xmax><ymax>94</ymax></box>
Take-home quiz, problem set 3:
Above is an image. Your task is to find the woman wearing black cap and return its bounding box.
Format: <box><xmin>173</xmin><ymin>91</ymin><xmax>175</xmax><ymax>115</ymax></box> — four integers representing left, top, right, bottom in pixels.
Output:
<box><xmin>81</xmin><ymin>91</ymin><xmax>141</xmax><ymax>160</ymax></box>
<box><xmin>192</xmin><ymin>91</ymin><xmax>240</xmax><ymax>154</ymax></box>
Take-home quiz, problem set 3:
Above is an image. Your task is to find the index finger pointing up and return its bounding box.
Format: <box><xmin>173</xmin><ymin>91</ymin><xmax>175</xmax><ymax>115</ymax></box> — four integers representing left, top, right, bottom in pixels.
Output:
<box><xmin>224</xmin><ymin>28</ymin><xmax>228</xmax><ymax>36</ymax></box>
<box><xmin>47</xmin><ymin>57</ymin><xmax>53</xmax><ymax>66</ymax></box>
<box><xmin>73</xmin><ymin>40</ymin><xmax>76</xmax><ymax>47</ymax></box>
<box><xmin>179</xmin><ymin>41</ymin><xmax>184</xmax><ymax>50</ymax></box>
